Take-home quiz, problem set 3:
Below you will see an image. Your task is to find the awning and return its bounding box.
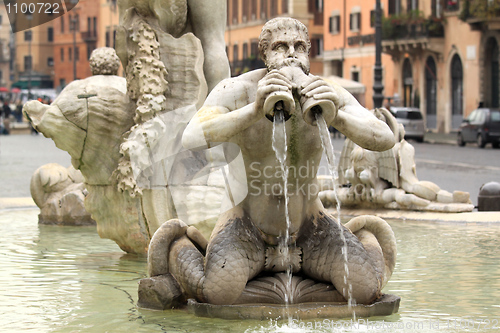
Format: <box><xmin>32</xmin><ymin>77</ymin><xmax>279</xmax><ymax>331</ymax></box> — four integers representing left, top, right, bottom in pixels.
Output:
<box><xmin>322</xmin><ymin>75</ymin><xmax>366</xmax><ymax>95</ymax></box>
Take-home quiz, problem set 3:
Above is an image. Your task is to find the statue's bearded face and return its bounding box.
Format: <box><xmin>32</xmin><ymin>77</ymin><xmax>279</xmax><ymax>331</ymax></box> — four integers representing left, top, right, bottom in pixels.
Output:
<box><xmin>264</xmin><ymin>28</ymin><xmax>310</xmax><ymax>75</ymax></box>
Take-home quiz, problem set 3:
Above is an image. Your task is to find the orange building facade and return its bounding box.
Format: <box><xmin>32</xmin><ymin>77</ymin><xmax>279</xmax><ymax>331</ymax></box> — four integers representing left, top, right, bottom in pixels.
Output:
<box><xmin>225</xmin><ymin>0</ymin><xmax>325</xmax><ymax>76</ymax></box>
<box><xmin>13</xmin><ymin>12</ymin><xmax>55</xmax><ymax>90</ymax></box>
<box><xmin>322</xmin><ymin>0</ymin><xmax>396</xmax><ymax>110</ymax></box>
<box><xmin>323</xmin><ymin>0</ymin><xmax>500</xmax><ymax>133</ymax></box>
<box><xmin>52</xmin><ymin>0</ymin><xmax>99</xmax><ymax>91</ymax></box>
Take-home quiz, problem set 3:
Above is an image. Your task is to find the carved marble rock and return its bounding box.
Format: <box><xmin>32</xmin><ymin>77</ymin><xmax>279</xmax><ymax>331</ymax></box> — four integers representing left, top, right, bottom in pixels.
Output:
<box><xmin>23</xmin><ymin>48</ymin><xmax>149</xmax><ymax>253</ymax></box>
<box><xmin>30</xmin><ymin>163</ymin><xmax>94</xmax><ymax>225</ymax></box>
<box><xmin>24</xmin><ymin>5</ymin><xmax>228</xmax><ymax>253</ymax></box>
<box><xmin>319</xmin><ymin>108</ymin><xmax>474</xmax><ymax>213</ymax></box>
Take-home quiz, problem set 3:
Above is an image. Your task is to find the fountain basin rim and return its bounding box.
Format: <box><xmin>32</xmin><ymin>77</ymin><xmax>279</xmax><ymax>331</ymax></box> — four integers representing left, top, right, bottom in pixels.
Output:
<box><xmin>187</xmin><ymin>294</ymin><xmax>400</xmax><ymax>320</ymax></box>
<box><xmin>335</xmin><ymin>208</ymin><xmax>500</xmax><ymax>224</ymax></box>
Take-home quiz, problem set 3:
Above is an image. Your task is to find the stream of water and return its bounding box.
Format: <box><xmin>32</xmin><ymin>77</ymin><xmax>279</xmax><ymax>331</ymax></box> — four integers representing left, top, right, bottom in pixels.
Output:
<box><xmin>271</xmin><ymin>110</ymin><xmax>293</xmax><ymax>307</ymax></box>
<box><xmin>315</xmin><ymin>114</ymin><xmax>354</xmax><ymax>310</ymax></box>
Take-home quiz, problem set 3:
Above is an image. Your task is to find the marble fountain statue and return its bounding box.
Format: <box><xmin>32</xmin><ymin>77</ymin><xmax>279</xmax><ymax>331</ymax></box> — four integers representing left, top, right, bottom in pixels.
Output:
<box><xmin>137</xmin><ymin>17</ymin><xmax>401</xmax><ymax>318</ymax></box>
<box><xmin>319</xmin><ymin>107</ymin><xmax>474</xmax><ymax>213</ymax></box>
<box><xmin>23</xmin><ymin>8</ymin><xmax>402</xmax><ymax>317</ymax></box>
<box><xmin>36</xmin><ymin>0</ymin><xmax>500</xmax><ymax>317</ymax></box>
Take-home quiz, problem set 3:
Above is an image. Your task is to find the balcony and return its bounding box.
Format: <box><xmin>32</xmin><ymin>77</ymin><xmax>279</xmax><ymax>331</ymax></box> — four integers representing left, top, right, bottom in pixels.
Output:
<box><xmin>382</xmin><ymin>17</ymin><xmax>445</xmax><ymax>58</ymax></box>
<box><xmin>459</xmin><ymin>0</ymin><xmax>500</xmax><ymax>30</ymax></box>
<box><xmin>230</xmin><ymin>57</ymin><xmax>265</xmax><ymax>76</ymax></box>
<box><xmin>81</xmin><ymin>31</ymin><xmax>97</xmax><ymax>42</ymax></box>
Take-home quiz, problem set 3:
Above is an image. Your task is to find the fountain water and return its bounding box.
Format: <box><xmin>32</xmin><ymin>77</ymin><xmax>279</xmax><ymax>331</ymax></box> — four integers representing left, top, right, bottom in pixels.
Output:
<box><xmin>315</xmin><ymin>113</ymin><xmax>354</xmax><ymax>311</ymax></box>
<box><xmin>271</xmin><ymin>108</ymin><xmax>293</xmax><ymax>306</ymax></box>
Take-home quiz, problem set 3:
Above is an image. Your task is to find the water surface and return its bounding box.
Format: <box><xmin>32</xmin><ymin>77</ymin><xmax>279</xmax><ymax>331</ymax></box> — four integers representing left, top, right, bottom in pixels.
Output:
<box><xmin>1</xmin><ymin>209</ymin><xmax>499</xmax><ymax>332</ymax></box>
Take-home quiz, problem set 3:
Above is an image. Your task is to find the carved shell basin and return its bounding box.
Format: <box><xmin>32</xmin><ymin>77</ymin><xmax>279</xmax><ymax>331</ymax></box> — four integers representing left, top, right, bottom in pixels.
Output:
<box><xmin>187</xmin><ymin>274</ymin><xmax>400</xmax><ymax>320</ymax></box>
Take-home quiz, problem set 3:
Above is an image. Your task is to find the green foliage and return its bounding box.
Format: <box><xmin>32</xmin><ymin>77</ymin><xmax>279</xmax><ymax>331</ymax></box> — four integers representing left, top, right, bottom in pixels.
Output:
<box><xmin>382</xmin><ymin>10</ymin><xmax>445</xmax><ymax>39</ymax></box>
<box><xmin>460</xmin><ymin>0</ymin><xmax>500</xmax><ymax>21</ymax></box>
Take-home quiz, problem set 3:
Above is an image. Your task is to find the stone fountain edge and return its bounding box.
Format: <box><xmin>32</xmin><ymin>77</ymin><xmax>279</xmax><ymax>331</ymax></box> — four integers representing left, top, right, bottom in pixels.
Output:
<box><xmin>187</xmin><ymin>294</ymin><xmax>401</xmax><ymax>320</ymax></box>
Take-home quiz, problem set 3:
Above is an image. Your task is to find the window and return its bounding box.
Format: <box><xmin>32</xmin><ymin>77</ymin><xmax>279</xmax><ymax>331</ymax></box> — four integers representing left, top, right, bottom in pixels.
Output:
<box><xmin>242</xmin><ymin>0</ymin><xmax>249</xmax><ymax>22</ymax></box>
<box><xmin>406</xmin><ymin>0</ymin><xmax>419</xmax><ymax>12</ymax></box>
<box><xmin>105</xmin><ymin>31</ymin><xmax>110</xmax><ymax>47</ymax></box>
<box><xmin>60</xmin><ymin>48</ymin><xmax>64</xmax><ymax>61</ymax></box>
<box><xmin>315</xmin><ymin>0</ymin><xmax>323</xmax><ymax>12</ymax></box>
<box><xmin>233</xmin><ymin>44</ymin><xmax>239</xmax><ymax>61</ymax></box>
<box><xmin>60</xmin><ymin>79</ymin><xmax>66</xmax><ymax>89</ymax></box>
<box><xmin>48</xmin><ymin>27</ymin><xmax>54</xmax><ymax>42</ymax></box>
<box><xmin>310</xmin><ymin>37</ymin><xmax>323</xmax><ymax>57</ymax></box>
<box><xmin>24</xmin><ymin>56</ymin><xmax>32</xmax><ymax>71</ymax></box>
<box><xmin>24</xmin><ymin>30</ymin><xmax>32</xmax><ymax>41</ymax></box>
<box><xmin>75</xmin><ymin>47</ymin><xmax>79</xmax><ymax>61</ymax></box>
<box><xmin>388</xmin><ymin>0</ymin><xmax>401</xmax><ymax>15</ymax></box>
<box><xmin>445</xmin><ymin>0</ymin><xmax>458</xmax><ymax>11</ymax></box>
<box><xmin>69</xmin><ymin>47</ymin><xmax>72</xmax><ymax>61</ymax></box>
<box><xmin>350</xmin><ymin>12</ymin><xmax>361</xmax><ymax>31</ymax></box>
<box><xmin>260</xmin><ymin>0</ymin><xmax>267</xmax><ymax>19</ymax></box>
<box><xmin>47</xmin><ymin>57</ymin><xmax>54</xmax><ymax>67</ymax></box>
<box><xmin>93</xmin><ymin>17</ymin><xmax>97</xmax><ymax>35</ymax></box>
<box><xmin>251</xmin><ymin>41</ymin><xmax>259</xmax><ymax>58</ymax></box>
<box><xmin>271</xmin><ymin>0</ymin><xmax>278</xmax><ymax>16</ymax></box>
<box><xmin>282</xmin><ymin>0</ymin><xmax>288</xmax><ymax>14</ymax></box>
<box><xmin>251</xmin><ymin>0</ymin><xmax>257</xmax><ymax>19</ymax></box>
<box><xmin>370</xmin><ymin>10</ymin><xmax>376</xmax><ymax>28</ymax></box>
<box><xmin>351</xmin><ymin>67</ymin><xmax>360</xmax><ymax>82</ymax></box>
<box><xmin>329</xmin><ymin>14</ymin><xmax>340</xmax><ymax>34</ymax></box>
<box><xmin>232</xmin><ymin>0</ymin><xmax>238</xmax><ymax>24</ymax></box>
<box><xmin>243</xmin><ymin>43</ymin><xmax>248</xmax><ymax>59</ymax></box>
<box><xmin>61</xmin><ymin>16</ymin><xmax>65</xmax><ymax>33</ymax></box>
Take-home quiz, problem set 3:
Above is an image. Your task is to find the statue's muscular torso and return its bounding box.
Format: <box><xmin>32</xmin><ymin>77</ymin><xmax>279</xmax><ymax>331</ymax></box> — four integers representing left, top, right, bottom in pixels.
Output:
<box><xmin>218</xmin><ymin>69</ymin><xmax>326</xmax><ymax>240</ymax></box>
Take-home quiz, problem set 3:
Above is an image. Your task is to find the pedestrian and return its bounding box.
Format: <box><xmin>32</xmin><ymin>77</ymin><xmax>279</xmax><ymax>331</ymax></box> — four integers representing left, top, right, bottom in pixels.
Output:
<box><xmin>14</xmin><ymin>101</ymin><xmax>23</xmax><ymax>122</ymax></box>
<box><xmin>0</xmin><ymin>97</ymin><xmax>11</xmax><ymax>134</ymax></box>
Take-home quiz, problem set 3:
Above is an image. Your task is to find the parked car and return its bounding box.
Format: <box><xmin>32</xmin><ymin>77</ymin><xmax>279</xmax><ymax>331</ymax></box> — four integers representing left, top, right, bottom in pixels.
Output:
<box><xmin>390</xmin><ymin>107</ymin><xmax>426</xmax><ymax>142</ymax></box>
<box><xmin>457</xmin><ymin>108</ymin><xmax>500</xmax><ymax>148</ymax></box>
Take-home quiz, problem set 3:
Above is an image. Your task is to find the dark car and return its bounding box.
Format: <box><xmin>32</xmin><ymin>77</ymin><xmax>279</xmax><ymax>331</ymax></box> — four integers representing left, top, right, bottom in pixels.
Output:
<box><xmin>457</xmin><ymin>108</ymin><xmax>500</xmax><ymax>148</ymax></box>
<box><xmin>390</xmin><ymin>107</ymin><xmax>426</xmax><ymax>142</ymax></box>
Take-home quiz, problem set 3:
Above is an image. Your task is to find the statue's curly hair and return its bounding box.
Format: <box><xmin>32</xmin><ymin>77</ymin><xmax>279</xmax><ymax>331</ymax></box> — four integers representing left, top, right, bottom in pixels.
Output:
<box><xmin>258</xmin><ymin>17</ymin><xmax>311</xmax><ymax>63</ymax></box>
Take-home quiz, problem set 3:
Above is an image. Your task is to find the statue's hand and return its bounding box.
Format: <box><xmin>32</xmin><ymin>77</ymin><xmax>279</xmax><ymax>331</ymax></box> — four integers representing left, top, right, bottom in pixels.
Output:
<box><xmin>300</xmin><ymin>76</ymin><xmax>339</xmax><ymax>126</ymax></box>
<box><xmin>256</xmin><ymin>70</ymin><xmax>294</xmax><ymax>120</ymax></box>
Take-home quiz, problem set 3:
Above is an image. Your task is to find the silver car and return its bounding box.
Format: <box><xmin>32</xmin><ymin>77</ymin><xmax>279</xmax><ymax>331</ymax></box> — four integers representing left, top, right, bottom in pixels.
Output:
<box><xmin>390</xmin><ymin>107</ymin><xmax>426</xmax><ymax>142</ymax></box>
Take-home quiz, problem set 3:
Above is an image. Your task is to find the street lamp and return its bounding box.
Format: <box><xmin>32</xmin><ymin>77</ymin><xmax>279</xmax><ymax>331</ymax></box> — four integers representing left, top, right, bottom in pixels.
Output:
<box><xmin>71</xmin><ymin>14</ymin><xmax>77</xmax><ymax>80</ymax></box>
<box><xmin>26</xmin><ymin>13</ymin><xmax>32</xmax><ymax>99</ymax></box>
<box><xmin>373</xmin><ymin>0</ymin><xmax>384</xmax><ymax>108</ymax></box>
<box><xmin>69</xmin><ymin>0</ymin><xmax>80</xmax><ymax>81</ymax></box>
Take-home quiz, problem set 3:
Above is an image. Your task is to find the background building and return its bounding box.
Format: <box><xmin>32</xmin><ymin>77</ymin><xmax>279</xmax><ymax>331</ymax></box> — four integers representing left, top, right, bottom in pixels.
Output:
<box><xmin>12</xmin><ymin>9</ymin><xmax>54</xmax><ymax>92</ymax></box>
<box><xmin>53</xmin><ymin>0</ymin><xmax>99</xmax><ymax>92</ymax></box>
<box><xmin>225</xmin><ymin>0</ymin><xmax>325</xmax><ymax>76</ymax></box>
<box><xmin>323</xmin><ymin>0</ymin><xmax>397</xmax><ymax>109</ymax></box>
<box><xmin>0</xmin><ymin>1</ymin><xmax>13</xmax><ymax>89</ymax></box>
<box><xmin>99</xmin><ymin>0</ymin><xmax>119</xmax><ymax>50</ymax></box>
<box><xmin>324</xmin><ymin>0</ymin><xmax>500</xmax><ymax>134</ymax></box>
<box><xmin>1</xmin><ymin>0</ymin><xmax>498</xmax><ymax>135</ymax></box>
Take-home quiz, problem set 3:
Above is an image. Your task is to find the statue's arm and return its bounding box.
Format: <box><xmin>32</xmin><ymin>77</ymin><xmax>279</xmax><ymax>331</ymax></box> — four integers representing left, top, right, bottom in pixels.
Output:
<box><xmin>188</xmin><ymin>0</ymin><xmax>231</xmax><ymax>92</ymax></box>
<box><xmin>182</xmin><ymin>78</ymin><xmax>261</xmax><ymax>149</ymax></box>
<box><xmin>326</xmin><ymin>81</ymin><xmax>395</xmax><ymax>152</ymax></box>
